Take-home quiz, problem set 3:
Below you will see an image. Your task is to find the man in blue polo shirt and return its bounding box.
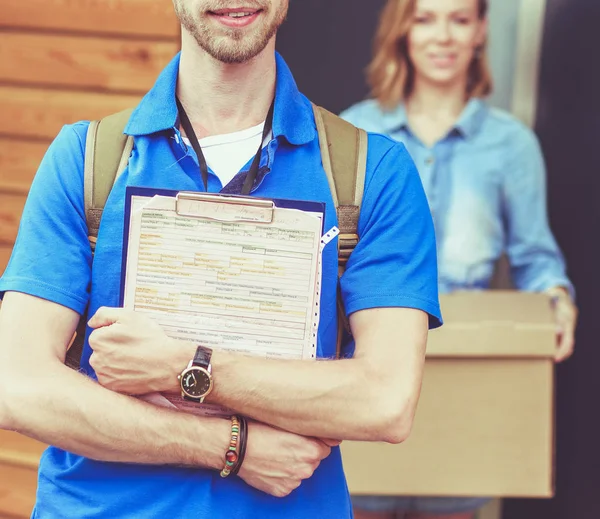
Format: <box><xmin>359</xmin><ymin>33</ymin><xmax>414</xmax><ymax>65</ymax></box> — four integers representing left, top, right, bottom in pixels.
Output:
<box><xmin>0</xmin><ymin>1</ymin><xmax>441</xmax><ymax>517</ymax></box>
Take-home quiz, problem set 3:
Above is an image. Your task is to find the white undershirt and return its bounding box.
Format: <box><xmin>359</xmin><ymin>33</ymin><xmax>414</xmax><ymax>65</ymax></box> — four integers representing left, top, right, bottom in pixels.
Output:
<box><xmin>183</xmin><ymin>121</ymin><xmax>270</xmax><ymax>188</ymax></box>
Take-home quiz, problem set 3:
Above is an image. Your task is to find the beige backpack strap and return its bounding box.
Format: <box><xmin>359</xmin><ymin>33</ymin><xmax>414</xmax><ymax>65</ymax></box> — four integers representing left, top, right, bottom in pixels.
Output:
<box><xmin>312</xmin><ymin>104</ymin><xmax>368</xmax><ymax>358</ymax></box>
<box><xmin>84</xmin><ymin>108</ymin><xmax>135</xmax><ymax>251</ymax></box>
<box><xmin>66</xmin><ymin>108</ymin><xmax>134</xmax><ymax>371</ymax></box>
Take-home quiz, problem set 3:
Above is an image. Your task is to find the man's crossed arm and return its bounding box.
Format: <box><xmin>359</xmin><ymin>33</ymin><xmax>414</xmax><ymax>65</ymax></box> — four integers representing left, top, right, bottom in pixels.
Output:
<box><xmin>0</xmin><ymin>291</ymin><xmax>428</xmax><ymax>496</ymax></box>
<box><xmin>88</xmin><ymin>305</ymin><xmax>429</xmax><ymax>443</ymax></box>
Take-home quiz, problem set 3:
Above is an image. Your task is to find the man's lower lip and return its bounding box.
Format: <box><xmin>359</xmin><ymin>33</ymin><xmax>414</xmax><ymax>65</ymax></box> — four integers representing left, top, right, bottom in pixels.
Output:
<box><xmin>208</xmin><ymin>11</ymin><xmax>261</xmax><ymax>28</ymax></box>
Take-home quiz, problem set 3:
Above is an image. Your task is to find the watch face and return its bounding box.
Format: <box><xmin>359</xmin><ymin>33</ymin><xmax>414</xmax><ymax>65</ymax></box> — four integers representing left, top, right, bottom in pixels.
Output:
<box><xmin>181</xmin><ymin>367</ymin><xmax>212</xmax><ymax>399</ymax></box>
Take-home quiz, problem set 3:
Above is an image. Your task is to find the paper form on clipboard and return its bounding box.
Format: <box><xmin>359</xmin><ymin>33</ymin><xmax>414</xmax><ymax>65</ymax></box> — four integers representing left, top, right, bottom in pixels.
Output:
<box><xmin>121</xmin><ymin>187</ymin><xmax>333</xmax><ymax>416</ymax></box>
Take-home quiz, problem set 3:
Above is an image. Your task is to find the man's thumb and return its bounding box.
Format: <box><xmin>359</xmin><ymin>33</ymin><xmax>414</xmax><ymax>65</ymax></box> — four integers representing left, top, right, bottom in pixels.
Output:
<box><xmin>88</xmin><ymin>306</ymin><xmax>123</xmax><ymax>329</ymax></box>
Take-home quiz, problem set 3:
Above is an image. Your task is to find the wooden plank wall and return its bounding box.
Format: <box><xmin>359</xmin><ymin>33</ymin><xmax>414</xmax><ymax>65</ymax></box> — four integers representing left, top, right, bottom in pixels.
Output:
<box><xmin>0</xmin><ymin>0</ymin><xmax>180</xmax><ymax>276</ymax></box>
<box><xmin>0</xmin><ymin>3</ymin><xmax>180</xmax><ymax>517</ymax></box>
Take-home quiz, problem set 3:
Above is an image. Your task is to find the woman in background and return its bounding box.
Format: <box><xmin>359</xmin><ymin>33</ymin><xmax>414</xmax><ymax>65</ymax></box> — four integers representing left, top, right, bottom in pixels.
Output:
<box><xmin>341</xmin><ymin>0</ymin><xmax>578</xmax><ymax>518</ymax></box>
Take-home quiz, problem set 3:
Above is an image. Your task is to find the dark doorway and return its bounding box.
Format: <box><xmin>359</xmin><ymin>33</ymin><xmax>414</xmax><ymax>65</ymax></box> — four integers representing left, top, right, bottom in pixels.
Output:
<box><xmin>277</xmin><ymin>0</ymin><xmax>385</xmax><ymax>114</ymax></box>
<box><xmin>504</xmin><ymin>1</ymin><xmax>600</xmax><ymax>517</ymax></box>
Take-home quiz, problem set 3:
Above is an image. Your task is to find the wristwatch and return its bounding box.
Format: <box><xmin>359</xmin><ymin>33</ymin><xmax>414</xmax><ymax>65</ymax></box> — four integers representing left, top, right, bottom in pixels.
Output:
<box><xmin>178</xmin><ymin>345</ymin><xmax>214</xmax><ymax>403</ymax></box>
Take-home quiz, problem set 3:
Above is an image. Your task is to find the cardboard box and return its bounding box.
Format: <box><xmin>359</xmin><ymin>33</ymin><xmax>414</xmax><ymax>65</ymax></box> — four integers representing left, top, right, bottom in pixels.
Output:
<box><xmin>341</xmin><ymin>291</ymin><xmax>555</xmax><ymax>498</ymax></box>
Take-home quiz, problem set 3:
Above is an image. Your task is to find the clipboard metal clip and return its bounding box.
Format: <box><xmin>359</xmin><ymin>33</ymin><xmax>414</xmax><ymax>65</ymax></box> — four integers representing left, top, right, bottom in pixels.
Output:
<box><xmin>175</xmin><ymin>192</ymin><xmax>275</xmax><ymax>224</ymax></box>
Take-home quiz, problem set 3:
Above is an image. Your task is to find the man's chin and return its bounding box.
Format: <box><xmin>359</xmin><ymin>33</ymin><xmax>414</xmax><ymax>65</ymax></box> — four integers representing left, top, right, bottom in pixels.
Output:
<box><xmin>202</xmin><ymin>36</ymin><xmax>272</xmax><ymax>64</ymax></box>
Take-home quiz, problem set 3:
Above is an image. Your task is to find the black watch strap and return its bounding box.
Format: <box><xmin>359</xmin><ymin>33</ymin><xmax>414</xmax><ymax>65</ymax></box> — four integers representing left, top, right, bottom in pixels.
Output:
<box><xmin>193</xmin><ymin>346</ymin><xmax>212</xmax><ymax>369</ymax></box>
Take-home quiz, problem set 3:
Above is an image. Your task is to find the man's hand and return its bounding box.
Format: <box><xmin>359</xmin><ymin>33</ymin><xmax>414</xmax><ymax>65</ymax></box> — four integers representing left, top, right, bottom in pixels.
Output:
<box><xmin>239</xmin><ymin>422</ymin><xmax>336</xmax><ymax>497</ymax></box>
<box><xmin>547</xmin><ymin>287</ymin><xmax>578</xmax><ymax>363</ymax></box>
<box><xmin>88</xmin><ymin>307</ymin><xmax>191</xmax><ymax>394</ymax></box>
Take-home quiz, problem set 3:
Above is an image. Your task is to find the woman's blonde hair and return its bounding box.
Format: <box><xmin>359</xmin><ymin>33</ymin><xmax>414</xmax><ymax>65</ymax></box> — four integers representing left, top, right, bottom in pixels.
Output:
<box><xmin>368</xmin><ymin>0</ymin><xmax>493</xmax><ymax>109</ymax></box>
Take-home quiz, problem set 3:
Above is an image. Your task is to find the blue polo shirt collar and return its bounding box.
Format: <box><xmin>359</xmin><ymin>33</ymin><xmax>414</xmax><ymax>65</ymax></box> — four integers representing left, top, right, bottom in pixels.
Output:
<box><xmin>124</xmin><ymin>54</ymin><xmax>180</xmax><ymax>136</ymax></box>
<box><xmin>124</xmin><ymin>52</ymin><xmax>316</xmax><ymax>146</ymax></box>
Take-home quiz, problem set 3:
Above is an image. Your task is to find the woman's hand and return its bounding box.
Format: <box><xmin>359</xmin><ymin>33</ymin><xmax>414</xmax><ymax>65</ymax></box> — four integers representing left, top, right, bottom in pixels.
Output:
<box><xmin>547</xmin><ymin>287</ymin><xmax>578</xmax><ymax>363</ymax></box>
<box><xmin>87</xmin><ymin>307</ymin><xmax>192</xmax><ymax>394</ymax></box>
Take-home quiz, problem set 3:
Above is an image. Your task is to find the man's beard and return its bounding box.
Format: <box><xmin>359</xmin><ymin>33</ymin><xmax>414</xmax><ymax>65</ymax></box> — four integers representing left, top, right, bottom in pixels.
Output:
<box><xmin>175</xmin><ymin>1</ymin><xmax>288</xmax><ymax>64</ymax></box>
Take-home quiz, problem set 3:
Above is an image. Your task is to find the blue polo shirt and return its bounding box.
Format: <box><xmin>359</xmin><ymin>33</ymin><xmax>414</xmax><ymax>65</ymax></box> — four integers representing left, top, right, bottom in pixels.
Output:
<box><xmin>0</xmin><ymin>53</ymin><xmax>440</xmax><ymax>519</ymax></box>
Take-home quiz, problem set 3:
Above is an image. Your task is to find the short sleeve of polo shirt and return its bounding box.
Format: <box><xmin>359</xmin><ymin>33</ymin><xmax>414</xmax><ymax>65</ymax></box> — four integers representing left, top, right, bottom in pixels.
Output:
<box><xmin>0</xmin><ymin>123</ymin><xmax>92</xmax><ymax>314</ymax></box>
<box><xmin>340</xmin><ymin>135</ymin><xmax>442</xmax><ymax>328</ymax></box>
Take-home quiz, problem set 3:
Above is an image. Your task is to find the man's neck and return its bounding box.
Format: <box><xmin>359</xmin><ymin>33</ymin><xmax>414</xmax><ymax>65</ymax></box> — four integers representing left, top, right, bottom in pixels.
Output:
<box><xmin>176</xmin><ymin>31</ymin><xmax>277</xmax><ymax>139</ymax></box>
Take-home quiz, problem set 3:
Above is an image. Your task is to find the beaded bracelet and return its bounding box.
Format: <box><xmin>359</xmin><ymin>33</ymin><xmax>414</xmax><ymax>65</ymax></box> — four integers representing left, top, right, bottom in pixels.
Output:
<box><xmin>220</xmin><ymin>416</ymin><xmax>241</xmax><ymax>478</ymax></box>
<box><xmin>230</xmin><ymin>416</ymin><xmax>248</xmax><ymax>476</ymax></box>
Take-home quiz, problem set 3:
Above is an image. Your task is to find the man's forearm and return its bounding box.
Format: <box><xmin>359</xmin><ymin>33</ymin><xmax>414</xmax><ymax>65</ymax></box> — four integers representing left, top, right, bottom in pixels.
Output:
<box><xmin>88</xmin><ymin>306</ymin><xmax>428</xmax><ymax>444</ymax></box>
<box><xmin>154</xmin><ymin>309</ymin><xmax>428</xmax><ymax>444</ymax></box>
<box><xmin>0</xmin><ymin>361</ymin><xmax>229</xmax><ymax>469</ymax></box>
<box><xmin>207</xmin><ymin>352</ymin><xmax>415</xmax><ymax>444</ymax></box>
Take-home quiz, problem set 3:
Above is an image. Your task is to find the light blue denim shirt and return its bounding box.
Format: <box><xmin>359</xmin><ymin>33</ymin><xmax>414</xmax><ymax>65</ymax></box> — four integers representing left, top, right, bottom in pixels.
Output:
<box><xmin>341</xmin><ymin>98</ymin><xmax>573</xmax><ymax>295</ymax></box>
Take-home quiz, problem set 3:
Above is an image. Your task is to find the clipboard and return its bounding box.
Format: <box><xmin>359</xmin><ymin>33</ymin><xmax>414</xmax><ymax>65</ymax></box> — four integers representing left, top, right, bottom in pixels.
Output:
<box><xmin>120</xmin><ymin>186</ymin><xmax>330</xmax><ymax>417</ymax></box>
<box><xmin>120</xmin><ymin>187</ymin><xmax>325</xmax><ymax>308</ymax></box>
